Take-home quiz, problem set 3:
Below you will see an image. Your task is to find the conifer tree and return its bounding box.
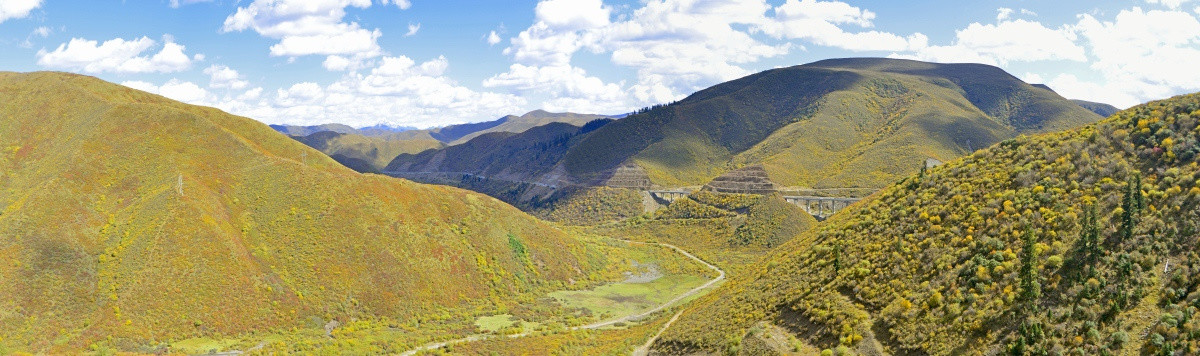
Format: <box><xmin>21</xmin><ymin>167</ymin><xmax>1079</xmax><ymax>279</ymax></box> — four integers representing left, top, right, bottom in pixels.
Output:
<box><xmin>1019</xmin><ymin>228</ymin><xmax>1041</xmax><ymax>305</ymax></box>
<box><xmin>1081</xmin><ymin>204</ymin><xmax>1101</xmax><ymax>262</ymax></box>
<box><xmin>1119</xmin><ymin>176</ymin><xmax>1139</xmax><ymax>242</ymax></box>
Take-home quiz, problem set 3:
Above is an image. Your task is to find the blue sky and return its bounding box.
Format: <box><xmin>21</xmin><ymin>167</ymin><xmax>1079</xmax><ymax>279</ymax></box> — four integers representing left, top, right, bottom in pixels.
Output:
<box><xmin>2</xmin><ymin>0</ymin><xmax>1199</xmax><ymax>128</ymax></box>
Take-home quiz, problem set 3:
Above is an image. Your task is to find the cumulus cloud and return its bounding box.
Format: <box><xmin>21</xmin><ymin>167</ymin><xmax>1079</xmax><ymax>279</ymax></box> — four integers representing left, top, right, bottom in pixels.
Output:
<box><xmin>383</xmin><ymin>0</ymin><xmax>411</xmax><ymax>10</ymax></box>
<box><xmin>488</xmin><ymin>0</ymin><xmax>942</xmax><ymax>112</ymax></box>
<box><xmin>484</xmin><ymin>63</ymin><xmax>625</xmax><ymax>113</ymax></box>
<box><xmin>997</xmin><ymin>8</ymin><xmax>1014</xmax><ymax>21</ymax></box>
<box><xmin>169</xmin><ymin>0</ymin><xmax>212</xmax><ymax>8</ymax></box>
<box><xmin>122</xmin><ymin>79</ymin><xmax>214</xmax><ymax>104</ymax></box>
<box><xmin>405</xmin><ymin>22</ymin><xmax>420</xmax><ymax>37</ymax></box>
<box><xmin>0</xmin><ymin>0</ymin><xmax>42</xmax><ymax>23</ymax></box>
<box><xmin>487</xmin><ymin>30</ymin><xmax>502</xmax><ymax>45</ymax></box>
<box><xmin>764</xmin><ymin>0</ymin><xmax>927</xmax><ymax>51</ymax></box>
<box><xmin>37</xmin><ymin>36</ymin><xmax>199</xmax><ymax>74</ymax></box>
<box><xmin>129</xmin><ymin>56</ymin><xmax>526</xmax><ymax>128</ymax></box>
<box><xmin>1059</xmin><ymin>7</ymin><xmax>1200</xmax><ymax>107</ymax></box>
<box><xmin>1146</xmin><ymin>0</ymin><xmax>1196</xmax><ymax>9</ymax></box>
<box><xmin>535</xmin><ymin>0</ymin><xmax>610</xmax><ymax>31</ymax></box>
<box><xmin>900</xmin><ymin>19</ymin><xmax>1086</xmax><ymax>65</ymax></box>
<box><xmin>222</xmin><ymin>0</ymin><xmax>390</xmax><ymax>68</ymax></box>
<box><xmin>204</xmin><ymin>64</ymin><xmax>249</xmax><ymax>90</ymax></box>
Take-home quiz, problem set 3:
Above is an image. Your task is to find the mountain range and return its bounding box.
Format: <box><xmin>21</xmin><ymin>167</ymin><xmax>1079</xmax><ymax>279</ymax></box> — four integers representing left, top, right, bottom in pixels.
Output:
<box><xmin>276</xmin><ymin>110</ymin><xmax>611</xmax><ymax>173</ymax></box>
<box><xmin>386</xmin><ymin>58</ymin><xmax>1108</xmax><ymax>209</ymax></box>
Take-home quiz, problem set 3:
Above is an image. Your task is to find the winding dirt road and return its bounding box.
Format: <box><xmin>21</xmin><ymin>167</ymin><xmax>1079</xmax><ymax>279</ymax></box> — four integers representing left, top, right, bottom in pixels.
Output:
<box><xmin>398</xmin><ymin>240</ymin><xmax>725</xmax><ymax>356</ymax></box>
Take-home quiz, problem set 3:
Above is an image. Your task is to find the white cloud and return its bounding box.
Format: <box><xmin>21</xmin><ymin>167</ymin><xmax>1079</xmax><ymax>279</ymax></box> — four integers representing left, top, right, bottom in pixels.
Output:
<box><xmin>170</xmin><ymin>0</ymin><xmax>212</xmax><ymax>8</ymax></box>
<box><xmin>535</xmin><ymin>0</ymin><xmax>610</xmax><ymax>31</ymax></box>
<box><xmin>1021</xmin><ymin>72</ymin><xmax>1045</xmax><ymax>84</ymax></box>
<box><xmin>204</xmin><ymin>64</ymin><xmax>249</xmax><ymax>90</ymax></box>
<box><xmin>240</xmin><ymin>87</ymin><xmax>264</xmax><ymax>101</ymax></box>
<box><xmin>997</xmin><ymin>8</ymin><xmax>1014</xmax><ymax>21</ymax></box>
<box><xmin>169</xmin><ymin>56</ymin><xmax>527</xmax><ymax>127</ymax></box>
<box><xmin>759</xmin><ymin>0</ymin><xmax>927</xmax><ymax>52</ymax></box>
<box><xmin>1059</xmin><ymin>7</ymin><xmax>1200</xmax><ymax>107</ymax></box>
<box><xmin>405</xmin><ymin>22</ymin><xmax>420</xmax><ymax>37</ymax></box>
<box><xmin>19</xmin><ymin>26</ymin><xmax>50</xmax><ymax>48</ymax></box>
<box><xmin>1047</xmin><ymin>74</ymin><xmax>1143</xmax><ymax>109</ymax></box>
<box><xmin>269</xmin><ymin>28</ymin><xmax>382</xmax><ymax>57</ymax></box>
<box><xmin>323</xmin><ymin>55</ymin><xmax>353</xmax><ymax>71</ymax></box>
<box><xmin>37</xmin><ymin>36</ymin><xmax>199</xmax><ymax>74</ymax></box>
<box><xmin>122</xmin><ymin>79</ymin><xmax>214</xmax><ymax>104</ymax></box>
<box><xmin>903</xmin><ymin>19</ymin><xmax>1085</xmax><ymax>65</ymax></box>
<box><xmin>1146</xmin><ymin>0</ymin><xmax>1196</xmax><ymax>9</ymax></box>
<box><xmin>494</xmin><ymin>0</ymin><xmax>927</xmax><ymax>111</ymax></box>
<box><xmin>383</xmin><ymin>0</ymin><xmax>411</xmax><ymax>9</ymax></box>
<box><xmin>487</xmin><ymin>30</ymin><xmax>502</xmax><ymax>45</ymax></box>
<box><xmin>222</xmin><ymin>0</ymin><xmax>385</xmax><ymax>68</ymax></box>
<box><xmin>0</xmin><ymin>0</ymin><xmax>42</xmax><ymax>23</ymax></box>
<box><xmin>484</xmin><ymin>63</ymin><xmax>625</xmax><ymax>113</ymax></box>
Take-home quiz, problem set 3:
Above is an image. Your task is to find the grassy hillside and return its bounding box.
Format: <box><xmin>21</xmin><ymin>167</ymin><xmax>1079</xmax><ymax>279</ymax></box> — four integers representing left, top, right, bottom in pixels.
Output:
<box><xmin>269</xmin><ymin>123</ymin><xmax>357</xmax><ymax>136</ymax></box>
<box><xmin>390</xmin><ymin>58</ymin><xmax>1102</xmax><ymax>209</ymax></box>
<box><xmin>1073</xmin><ymin>99</ymin><xmax>1122</xmax><ymax>117</ymax></box>
<box><xmin>566</xmin><ymin>58</ymin><xmax>1102</xmax><ymax>188</ymax></box>
<box><xmin>292</xmin><ymin>130</ymin><xmax>443</xmax><ymax>173</ymax></box>
<box><xmin>0</xmin><ymin>72</ymin><xmax>641</xmax><ymax>353</ymax></box>
<box><xmin>652</xmin><ymin>92</ymin><xmax>1200</xmax><ymax>355</ymax></box>
<box><xmin>448</xmin><ymin>110</ymin><xmax>609</xmax><ymax>144</ymax></box>
<box><xmin>386</xmin><ymin>119</ymin><xmax>612</xmax><ymax>182</ymax></box>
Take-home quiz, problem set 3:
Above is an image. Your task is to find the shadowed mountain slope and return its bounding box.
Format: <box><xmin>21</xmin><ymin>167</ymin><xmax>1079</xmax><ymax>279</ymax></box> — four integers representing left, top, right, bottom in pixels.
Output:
<box><xmin>389</xmin><ymin>58</ymin><xmax>1103</xmax><ymax>203</ymax></box>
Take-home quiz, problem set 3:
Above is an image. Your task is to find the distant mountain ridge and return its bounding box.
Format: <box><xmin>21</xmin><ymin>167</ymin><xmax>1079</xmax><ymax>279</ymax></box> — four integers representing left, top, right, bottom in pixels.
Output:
<box><xmin>387</xmin><ymin>58</ymin><xmax>1104</xmax><ymax>203</ymax></box>
<box><xmin>276</xmin><ymin>110</ymin><xmax>610</xmax><ymax>173</ymax></box>
<box><xmin>1072</xmin><ymin>99</ymin><xmax>1121</xmax><ymax>117</ymax></box>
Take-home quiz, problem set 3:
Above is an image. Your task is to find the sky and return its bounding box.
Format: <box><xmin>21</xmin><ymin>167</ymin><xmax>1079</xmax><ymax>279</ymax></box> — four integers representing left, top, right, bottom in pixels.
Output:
<box><xmin>1</xmin><ymin>0</ymin><xmax>1199</xmax><ymax>128</ymax></box>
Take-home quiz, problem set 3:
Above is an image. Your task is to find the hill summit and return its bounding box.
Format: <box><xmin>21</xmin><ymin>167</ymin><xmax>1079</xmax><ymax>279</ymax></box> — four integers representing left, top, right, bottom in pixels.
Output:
<box><xmin>386</xmin><ymin>58</ymin><xmax>1103</xmax><ymax>210</ymax></box>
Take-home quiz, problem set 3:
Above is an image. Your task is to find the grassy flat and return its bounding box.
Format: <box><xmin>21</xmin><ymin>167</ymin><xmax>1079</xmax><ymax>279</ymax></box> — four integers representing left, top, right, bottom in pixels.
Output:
<box><xmin>548</xmin><ymin>274</ymin><xmax>709</xmax><ymax>323</ymax></box>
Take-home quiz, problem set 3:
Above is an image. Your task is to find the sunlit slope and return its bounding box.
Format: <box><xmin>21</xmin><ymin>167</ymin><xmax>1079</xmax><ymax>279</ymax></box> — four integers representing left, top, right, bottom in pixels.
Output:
<box><xmin>565</xmin><ymin>58</ymin><xmax>1102</xmax><ymax>188</ymax></box>
<box><xmin>293</xmin><ymin>130</ymin><xmax>444</xmax><ymax>172</ymax></box>
<box><xmin>654</xmin><ymin>92</ymin><xmax>1200</xmax><ymax>354</ymax></box>
<box><xmin>0</xmin><ymin>72</ymin><xmax>615</xmax><ymax>352</ymax></box>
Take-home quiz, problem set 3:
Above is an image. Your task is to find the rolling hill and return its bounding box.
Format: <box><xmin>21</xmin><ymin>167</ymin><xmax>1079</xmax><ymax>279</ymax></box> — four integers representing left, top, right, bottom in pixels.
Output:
<box><xmin>1073</xmin><ymin>99</ymin><xmax>1121</xmax><ymax>117</ymax></box>
<box><xmin>284</xmin><ymin>110</ymin><xmax>609</xmax><ymax>174</ymax></box>
<box><xmin>651</xmin><ymin>92</ymin><xmax>1200</xmax><ymax>355</ymax></box>
<box><xmin>387</xmin><ymin>58</ymin><xmax>1103</xmax><ymax>213</ymax></box>
<box><xmin>0</xmin><ymin>72</ymin><xmax>641</xmax><ymax>353</ymax></box>
<box><xmin>444</xmin><ymin>110</ymin><xmax>611</xmax><ymax>145</ymax></box>
<box><xmin>291</xmin><ymin>130</ymin><xmax>444</xmax><ymax>173</ymax></box>
<box><xmin>565</xmin><ymin>58</ymin><xmax>1103</xmax><ymax>188</ymax></box>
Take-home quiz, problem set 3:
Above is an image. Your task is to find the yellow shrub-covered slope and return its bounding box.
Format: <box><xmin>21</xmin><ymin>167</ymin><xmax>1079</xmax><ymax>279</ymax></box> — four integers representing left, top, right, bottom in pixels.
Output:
<box><xmin>655</xmin><ymin>91</ymin><xmax>1200</xmax><ymax>355</ymax></box>
<box><xmin>0</xmin><ymin>72</ymin><xmax>623</xmax><ymax>353</ymax></box>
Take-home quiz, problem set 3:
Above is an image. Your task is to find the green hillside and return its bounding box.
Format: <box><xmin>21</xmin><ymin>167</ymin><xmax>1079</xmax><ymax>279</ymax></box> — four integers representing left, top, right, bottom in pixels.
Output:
<box><xmin>448</xmin><ymin>110</ymin><xmax>609</xmax><ymax>144</ymax></box>
<box><xmin>292</xmin><ymin>130</ymin><xmax>444</xmax><ymax>173</ymax></box>
<box><xmin>388</xmin><ymin>58</ymin><xmax>1102</xmax><ymax>205</ymax></box>
<box><xmin>1073</xmin><ymin>99</ymin><xmax>1122</xmax><ymax>117</ymax></box>
<box><xmin>652</xmin><ymin>92</ymin><xmax>1200</xmax><ymax>355</ymax></box>
<box><xmin>386</xmin><ymin>119</ymin><xmax>612</xmax><ymax>183</ymax></box>
<box><xmin>567</xmin><ymin>58</ymin><xmax>1102</xmax><ymax>188</ymax></box>
<box><xmin>289</xmin><ymin>110</ymin><xmax>606</xmax><ymax>174</ymax></box>
<box><xmin>269</xmin><ymin>123</ymin><xmax>357</xmax><ymax>136</ymax></box>
<box><xmin>0</xmin><ymin>72</ymin><xmax>645</xmax><ymax>354</ymax></box>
